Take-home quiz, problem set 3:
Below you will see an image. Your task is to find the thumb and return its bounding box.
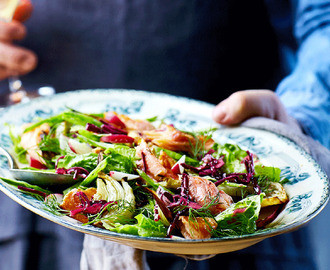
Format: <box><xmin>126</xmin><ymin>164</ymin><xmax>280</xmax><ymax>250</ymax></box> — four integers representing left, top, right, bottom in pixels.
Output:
<box><xmin>212</xmin><ymin>90</ymin><xmax>290</xmax><ymax>125</ymax></box>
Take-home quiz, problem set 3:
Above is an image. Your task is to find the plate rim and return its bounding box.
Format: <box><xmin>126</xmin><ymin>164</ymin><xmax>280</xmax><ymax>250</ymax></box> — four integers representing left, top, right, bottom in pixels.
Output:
<box><xmin>0</xmin><ymin>88</ymin><xmax>329</xmax><ymax>245</ymax></box>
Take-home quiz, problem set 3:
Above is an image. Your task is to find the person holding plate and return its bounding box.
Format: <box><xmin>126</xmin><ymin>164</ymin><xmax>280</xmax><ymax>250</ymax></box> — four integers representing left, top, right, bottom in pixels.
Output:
<box><xmin>0</xmin><ymin>0</ymin><xmax>329</xmax><ymax>270</ymax></box>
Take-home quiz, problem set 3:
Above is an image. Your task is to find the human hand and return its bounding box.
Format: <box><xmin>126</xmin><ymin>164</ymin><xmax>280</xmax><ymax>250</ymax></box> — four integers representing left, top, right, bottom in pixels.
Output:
<box><xmin>0</xmin><ymin>0</ymin><xmax>37</xmax><ymax>80</ymax></box>
<box><xmin>212</xmin><ymin>90</ymin><xmax>290</xmax><ymax>125</ymax></box>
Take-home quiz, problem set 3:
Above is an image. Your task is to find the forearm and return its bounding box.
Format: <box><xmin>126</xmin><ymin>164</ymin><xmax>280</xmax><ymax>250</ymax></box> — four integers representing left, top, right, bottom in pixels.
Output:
<box><xmin>276</xmin><ymin>1</ymin><xmax>330</xmax><ymax>149</ymax></box>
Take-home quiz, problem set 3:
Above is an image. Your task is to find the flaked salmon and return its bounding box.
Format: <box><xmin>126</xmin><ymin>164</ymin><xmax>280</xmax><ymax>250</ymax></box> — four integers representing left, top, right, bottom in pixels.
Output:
<box><xmin>178</xmin><ymin>216</ymin><xmax>218</xmax><ymax>239</ymax></box>
<box><xmin>188</xmin><ymin>175</ymin><xmax>233</xmax><ymax>215</ymax></box>
<box><xmin>143</xmin><ymin>124</ymin><xmax>195</xmax><ymax>153</ymax></box>
<box><xmin>136</xmin><ymin>140</ymin><xmax>167</xmax><ymax>180</ymax></box>
<box><xmin>118</xmin><ymin>114</ymin><xmax>155</xmax><ymax>131</ymax></box>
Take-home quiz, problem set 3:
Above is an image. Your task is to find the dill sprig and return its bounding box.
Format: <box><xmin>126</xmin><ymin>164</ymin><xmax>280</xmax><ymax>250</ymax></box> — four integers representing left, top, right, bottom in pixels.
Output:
<box><xmin>5</xmin><ymin>123</ymin><xmax>28</xmax><ymax>164</ymax></box>
<box><xmin>85</xmin><ymin>200</ymin><xmax>136</xmax><ymax>226</ymax></box>
<box><xmin>38</xmin><ymin>125</ymin><xmax>61</xmax><ymax>154</ymax></box>
<box><xmin>43</xmin><ymin>194</ymin><xmax>69</xmax><ymax>216</ymax></box>
<box><xmin>256</xmin><ymin>175</ymin><xmax>272</xmax><ymax>194</ymax></box>
<box><xmin>188</xmin><ymin>197</ymin><xmax>218</xmax><ymax>219</ymax></box>
<box><xmin>137</xmin><ymin>199</ymin><xmax>155</xmax><ymax>219</ymax></box>
<box><xmin>170</xmin><ymin>195</ymin><xmax>219</xmax><ymax>218</ymax></box>
<box><xmin>187</xmin><ymin>127</ymin><xmax>217</xmax><ymax>159</ymax></box>
<box><xmin>212</xmin><ymin>228</ymin><xmax>243</xmax><ymax>238</ymax></box>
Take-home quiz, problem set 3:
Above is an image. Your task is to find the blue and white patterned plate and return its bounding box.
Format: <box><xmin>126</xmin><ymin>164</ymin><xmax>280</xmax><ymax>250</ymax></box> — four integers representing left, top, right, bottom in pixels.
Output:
<box><xmin>0</xmin><ymin>89</ymin><xmax>328</xmax><ymax>255</ymax></box>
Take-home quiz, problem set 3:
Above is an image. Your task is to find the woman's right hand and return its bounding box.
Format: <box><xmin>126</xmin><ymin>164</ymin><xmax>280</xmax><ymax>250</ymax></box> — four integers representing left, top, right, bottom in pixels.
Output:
<box><xmin>0</xmin><ymin>0</ymin><xmax>37</xmax><ymax>80</ymax></box>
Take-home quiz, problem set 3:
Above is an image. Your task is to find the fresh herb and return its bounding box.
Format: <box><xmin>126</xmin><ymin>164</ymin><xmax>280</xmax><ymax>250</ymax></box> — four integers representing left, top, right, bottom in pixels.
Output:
<box><xmin>5</xmin><ymin>123</ymin><xmax>28</xmax><ymax>164</ymax></box>
<box><xmin>188</xmin><ymin>127</ymin><xmax>217</xmax><ymax>159</ymax></box>
<box><xmin>44</xmin><ymin>194</ymin><xmax>69</xmax><ymax>216</ymax></box>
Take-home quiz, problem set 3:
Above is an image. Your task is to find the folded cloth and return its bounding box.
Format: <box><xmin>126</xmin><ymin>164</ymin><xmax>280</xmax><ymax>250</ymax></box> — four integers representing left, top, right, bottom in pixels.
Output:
<box><xmin>80</xmin><ymin>116</ymin><xmax>330</xmax><ymax>270</ymax></box>
<box><xmin>80</xmin><ymin>235</ymin><xmax>150</xmax><ymax>270</ymax></box>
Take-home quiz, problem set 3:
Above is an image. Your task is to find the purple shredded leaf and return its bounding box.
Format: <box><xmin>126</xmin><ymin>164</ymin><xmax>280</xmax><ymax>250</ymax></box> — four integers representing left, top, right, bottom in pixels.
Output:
<box><xmin>141</xmin><ymin>151</ymin><xmax>147</xmax><ymax>173</ymax></box>
<box><xmin>214</xmin><ymin>173</ymin><xmax>245</xmax><ymax>186</ymax></box>
<box><xmin>83</xmin><ymin>203</ymin><xmax>104</xmax><ymax>215</ymax></box>
<box><xmin>18</xmin><ymin>186</ymin><xmax>47</xmax><ymax>198</ymax></box>
<box><xmin>158</xmin><ymin>189</ymin><xmax>174</xmax><ymax>206</ymax></box>
<box><xmin>86</xmin><ymin>123</ymin><xmax>102</xmax><ymax>133</ymax></box>
<box><xmin>213</xmin><ymin>151</ymin><xmax>261</xmax><ymax>194</ymax></box>
<box><xmin>181</xmin><ymin>163</ymin><xmax>199</xmax><ymax>173</ymax></box>
<box><xmin>180</xmin><ymin>173</ymin><xmax>189</xmax><ymax>198</ymax></box>
<box><xmin>70</xmin><ymin>192</ymin><xmax>116</xmax><ymax>217</ymax></box>
<box><xmin>167</xmin><ymin>211</ymin><xmax>181</xmax><ymax>237</ymax></box>
<box><xmin>76</xmin><ymin>191</ymin><xmax>91</xmax><ymax>207</ymax></box>
<box><xmin>139</xmin><ymin>185</ymin><xmax>173</xmax><ymax>222</ymax></box>
<box><xmin>252</xmin><ymin>178</ymin><xmax>261</xmax><ymax>195</ymax></box>
<box><xmin>56</xmin><ymin>167</ymin><xmax>89</xmax><ymax>180</ymax></box>
<box><xmin>182</xmin><ymin>154</ymin><xmax>224</xmax><ymax>180</ymax></box>
<box><xmin>205</xmin><ymin>149</ymin><xmax>215</xmax><ymax>155</ymax></box>
<box><xmin>100</xmin><ymin>121</ymin><xmax>128</xmax><ymax>135</ymax></box>
<box><xmin>55</xmin><ymin>155</ymin><xmax>65</xmax><ymax>169</ymax></box>
<box><xmin>55</xmin><ymin>167</ymin><xmax>67</xmax><ymax>175</ymax></box>
<box><xmin>157</xmin><ymin>174</ymin><xmax>203</xmax><ymax>237</ymax></box>
<box><xmin>244</xmin><ymin>151</ymin><xmax>255</xmax><ymax>183</ymax></box>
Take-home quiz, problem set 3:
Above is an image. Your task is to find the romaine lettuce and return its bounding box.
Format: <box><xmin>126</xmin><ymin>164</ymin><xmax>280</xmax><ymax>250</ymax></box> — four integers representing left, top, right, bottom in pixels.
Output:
<box><xmin>56</xmin><ymin>153</ymin><xmax>98</xmax><ymax>172</ymax></box>
<box><xmin>106</xmin><ymin>214</ymin><xmax>167</xmax><ymax>237</ymax></box>
<box><xmin>214</xmin><ymin>194</ymin><xmax>263</xmax><ymax>236</ymax></box>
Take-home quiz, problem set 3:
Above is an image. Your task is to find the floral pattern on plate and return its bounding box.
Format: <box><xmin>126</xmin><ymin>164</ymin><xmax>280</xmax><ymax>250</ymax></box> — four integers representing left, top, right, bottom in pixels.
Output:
<box><xmin>0</xmin><ymin>89</ymin><xmax>328</xmax><ymax>255</ymax></box>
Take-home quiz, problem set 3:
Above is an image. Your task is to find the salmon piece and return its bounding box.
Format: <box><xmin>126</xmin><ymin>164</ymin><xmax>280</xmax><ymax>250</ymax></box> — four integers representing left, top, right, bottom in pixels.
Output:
<box><xmin>143</xmin><ymin>124</ymin><xmax>194</xmax><ymax>152</ymax></box>
<box><xmin>158</xmin><ymin>151</ymin><xmax>176</xmax><ymax>169</ymax></box>
<box><xmin>143</xmin><ymin>124</ymin><xmax>196</xmax><ymax>153</ymax></box>
<box><xmin>136</xmin><ymin>140</ymin><xmax>167</xmax><ymax>181</ymax></box>
<box><xmin>20</xmin><ymin>123</ymin><xmax>50</xmax><ymax>168</ymax></box>
<box><xmin>188</xmin><ymin>175</ymin><xmax>233</xmax><ymax>215</ymax></box>
<box><xmin>60</xmin><ymin>188</ymin><xmax>97</xmax><ymax>223</ymax></box>
<box><xmin>158</xmin><ymin>151</ymin><xmax>179</xmax><ymax>180</ymax></box>
<box><xmin>178</xmin><ymin>216</ymin><xmax>218</xmax><ymax>239</ymax></box>
<box><xmin>199</xmin><ymin>136</ymin><xmax>215</xmax><ymax>151</ymax></box>
<box><xmin>143</xmin><ymin>124</ymin><xmax>215</xmax><ymax>154</ymax></box>
<box><xmin>118</xmin><ymin>114</ymin><xmax>155</xmax><ymax>131</ymax></box>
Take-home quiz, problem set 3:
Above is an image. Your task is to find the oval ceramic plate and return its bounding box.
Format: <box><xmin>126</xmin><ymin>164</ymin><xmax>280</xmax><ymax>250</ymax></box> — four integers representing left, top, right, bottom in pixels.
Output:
<box><xmin>0</xmin><ymin>89</ymin><xmax>328</xmax><ymax>255</ymax></box>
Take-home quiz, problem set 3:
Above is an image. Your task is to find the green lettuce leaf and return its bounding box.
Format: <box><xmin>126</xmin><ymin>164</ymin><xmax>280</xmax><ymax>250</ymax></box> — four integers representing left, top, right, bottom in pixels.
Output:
<box><xmin>104</xmin><ymin>145</ymin><xmax>136</xmax><ymax>174</ymax></box>
<box><xmin>214</xmin><ymin>143</ymin><xmax>248</xmax><ymax>173</ymax></box>
<box><xmin>56</xmin><ymin>153</ymin><xmax>98</xmax><ymax>172</ymax></box>
<box><xmin>79</xmin><ymin>156</ymin><xmax>112</xmax><ymax>187</ymax></box>
<box><xmin>214</xmin><ymin>194</ymin><xmax>263</xmax><ymax>236</ymax></box>
<box><xmin>152</xmin><ymin>146</ymin><xmax>199</xmax><ymax>166</ymax></box>
<box><xmin>217</xmin><ymin>181</ymin><xmax>248</xmax><ymax>197</ymax></box>
<box><xmin>134</xmin><ymin>213</ymin><xmax>167</xmax><ymax>237</ymax></box>
<box><xmin>77</xmin><ymin>134</ymin><xmax>136</xmax><ymax>174</ymax></box>
<box><xmin>254</xmin><ymin>164</ymin><xmax>281</xmax><ymax>182</ymax></box>
<box><xmin>105</xmin><ymin>214</ymin><xmax>167</xmax><ymax>237</ymax></box>
<box><xmin>23</xmin><ymin>110</ymin><xmax>102</xmax><ymax>133</ymax></box>
<box><xmin>106</xmin><ymin>223</ymin><xmax>139</xmax><ymax>235</ymax></box>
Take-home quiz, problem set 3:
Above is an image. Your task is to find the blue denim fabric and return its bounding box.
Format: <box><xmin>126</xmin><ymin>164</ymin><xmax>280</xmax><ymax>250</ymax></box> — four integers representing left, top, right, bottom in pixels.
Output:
<box><xmin>274</xmin><ymin>0</ymin><xmax>330</xmax><ymax>149</ymax></box>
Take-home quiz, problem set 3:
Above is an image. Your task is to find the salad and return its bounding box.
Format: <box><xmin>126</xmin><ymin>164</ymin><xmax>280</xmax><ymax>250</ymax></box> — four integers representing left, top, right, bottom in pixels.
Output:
<box><xmin>1</xmin><ymin>109</ymin><xmax>289</xmax><ymax>239</ymax></box>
